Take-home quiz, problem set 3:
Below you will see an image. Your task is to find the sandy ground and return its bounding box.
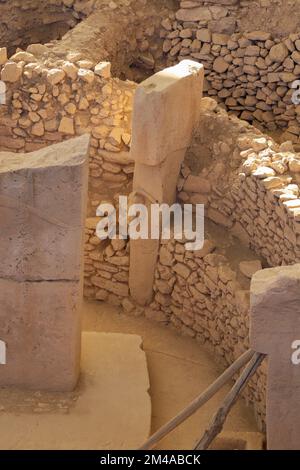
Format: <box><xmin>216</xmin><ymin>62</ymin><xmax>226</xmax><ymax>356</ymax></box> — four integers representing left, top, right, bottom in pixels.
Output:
<box><xmin>83</xmin><ymin>300</ymin><xmax>259</xmax><ymax>450</ymax></box>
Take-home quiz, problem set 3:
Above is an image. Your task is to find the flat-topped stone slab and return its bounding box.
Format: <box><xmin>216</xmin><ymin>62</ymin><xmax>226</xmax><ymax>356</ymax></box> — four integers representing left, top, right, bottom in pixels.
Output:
<box><xmin>0</xmin><ymin>332</ymin><xmax>151</xmax><ymax>450</ymax></box>
<box><xmin>0</xmin><ymin>135</ymin><xmax>89</xmax><ymax>391</ymax></box>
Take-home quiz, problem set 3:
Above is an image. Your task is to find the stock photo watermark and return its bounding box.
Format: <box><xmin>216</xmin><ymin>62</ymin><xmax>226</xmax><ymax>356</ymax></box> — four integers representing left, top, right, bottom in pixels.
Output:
<box><xmin>95</xmin><ymin>195</ymin><xmax>205</xmax><ymax>251</ymax></box>
<box><xmin>292</xmin><ymin>80</ymin><xmax>300</xmax><ymax>105</ymax></box>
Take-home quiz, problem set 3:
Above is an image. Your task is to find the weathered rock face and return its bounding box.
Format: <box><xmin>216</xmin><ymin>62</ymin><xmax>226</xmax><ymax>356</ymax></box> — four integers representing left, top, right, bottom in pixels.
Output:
<box><xmin>0</xmin><ymin>135</ymin><xmax>89</xmax><ymax>391</ymax></box>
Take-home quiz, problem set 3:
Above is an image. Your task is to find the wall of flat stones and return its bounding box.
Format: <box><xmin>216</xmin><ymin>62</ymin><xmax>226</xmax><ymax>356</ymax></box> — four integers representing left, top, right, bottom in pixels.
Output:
<box><xmin>0</xmin><ymin>46</ymin><xmax>136</xmax><ymax>215</ymax></box>
<box><xmin>179</xmin><ymin>98</ymin><xmax>300</xmax><ymax>267</ymax></box>
<box><xmin>149</xmin><ymin>236</ymin><xmax>267</xmax><ymax>430</ymax></box>
<box><xmin>84</xmin><ymin>222</ymin><xmax>130</xmax><ymax>303</ymax></box>
<box><xmin>81</xmin><ymin>98</ymin><xmax>300</xmax><ymax>431</ymax></box>
<box><xmin>160</xmin><ymin>0</ymin><xmax>300</xmax><ymax>146</ymax></box>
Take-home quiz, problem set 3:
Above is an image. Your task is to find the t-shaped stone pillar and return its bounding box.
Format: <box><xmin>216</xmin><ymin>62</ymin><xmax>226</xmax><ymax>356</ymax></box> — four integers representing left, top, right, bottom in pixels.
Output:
<box><xmin>250</xmin><ymin>264</ymin><xmax>300</xmax><ymax>449</ymax></box>
<box><xmin>129</xmin><ymin>60</ymin><xmax>204</xmax><ymax>305</ymax></box>
<box><xmin>0</xmin><ymin>135</ymin><xmax>89</xmax><ymax>391</ymax></box>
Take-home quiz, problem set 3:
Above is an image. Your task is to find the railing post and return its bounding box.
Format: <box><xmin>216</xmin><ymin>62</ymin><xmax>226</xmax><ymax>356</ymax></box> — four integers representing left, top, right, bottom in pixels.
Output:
<box><xmin>250</xmin><ymin>264</ymin><xmax>300</xmax><ymax>449</ymax></box>
<box><xmin>129</xmin><ymin>60</ymin><xmax>204</xmax><ymax>305</ymax></box>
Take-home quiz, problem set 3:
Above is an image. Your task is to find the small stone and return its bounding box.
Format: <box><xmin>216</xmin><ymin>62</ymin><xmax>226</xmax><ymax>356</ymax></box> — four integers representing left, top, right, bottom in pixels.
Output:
<box><xmin>269</xmin><ymin>43</ymin><xmax>289</xmax><ymax>63</ymax></box>
<box><xmin>94</xmin><ymin>62</ymin><xmax>111</xmax><ymax>79</ymax></box>
<box><xmin>1</xmin><ymin>62</ymin><xmax>23</xmax><ymax>82</ymax></box>
<box><xmin>213</xmin><ymin>56</ymin><xmax>229</xmax><ymax>73</ymax></box>
<box><xmin>47</xmin><ymin>68</ymin><xmax>65</xmax><ymax>85</ymax></box>
<box><xmin>26</xmin><ymin>43</ymin><xmax>49</xmax><ymax>56</ymax></box>
<box><xmin>111</xmin><ymin>239</ymin><xmax>126</xmax><ymax>251</ymax></box>
<box><xmin>78</xmin><ymin>68</ymin><xmax>95</xmax><ymax>83</ymax></box>
<box><xmin>183</xmin><ymin>175</ymin><xmax>211</xmax><ymax>194</ymax></box>
<box><xmin>10</xmin><ymin>51</ymin><xmax>36</xmax><ymax>63</ymax></box>
<box><xmin>252</xmin><ymin>137</ymin><xmax>268</xmax><ymax>152</ymax></box>
<box><xmin>253</xmin><ymin>166</ymin><xmax>276</xmax><ymax>178</ymax></box>
<box><xmin>289</xmin><ymin>159</ymin><xmax>300</xmax><ymax>173</ymax></box>
<box><xmin>77</xmin><ymin>60</ymin><xmax>94</xmax><ymax>69</ymax></box>
<box><xmin>161</xmin><ymin>17</ymin><xmax>172</xmax><ymax>31</ymax></box>
<box><xmin>65</xmin><ymin>102</ymin><xmax>77</xmax><ymax>115</ymax></box>
<box><xmin>62</xmin><ymin>61</ymin><xmax>78</xmax><ymax>80</ymax></box>
<box><xmin>245</xmin><ymin>31</ymin><xmax>271</xmax><ymax>41</ymax></box>
<box><xmin>160</xmin><ymin>247</ymin><xmax>173</xmax><ymax>266</ymax></box>
<box><xmin>176</xmin><ymin>7</ymin><xmax>212</xmax><ymax>22</ymax></box>
<box><xmin>58</xmin><ymin>117</ymin><xmax>75</xmax><ymax>135</ymax></box>
<box><xmin>173</xmin><ymin>263</ymin><xmax>191</xmax><ymax>280</ymax></box>
<box><xmin>31</xmin><ymin>121</ymin><xmax>45</xmax><ymax>137</ymax></box>
<box><xmin>196</xmin><ymin>29</ymin><xmax>211</xmax><ymax>43</ymax></box>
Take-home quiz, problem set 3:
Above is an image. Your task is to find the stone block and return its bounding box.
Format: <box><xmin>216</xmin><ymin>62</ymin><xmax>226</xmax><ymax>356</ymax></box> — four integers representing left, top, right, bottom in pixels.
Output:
<box><xmin>0</xmin><ymin>279</ymin><xmax>82</xmax><ymax>391</ymax></box>
<box><xmin>0</xmin><ymin>135</ymin><xmax>89</xmax><ymax>391</ymax></box>
<box><xmin>0</xmin><ymin>135</ymin><xmax>89</xmax><ymax>281</ymax></box>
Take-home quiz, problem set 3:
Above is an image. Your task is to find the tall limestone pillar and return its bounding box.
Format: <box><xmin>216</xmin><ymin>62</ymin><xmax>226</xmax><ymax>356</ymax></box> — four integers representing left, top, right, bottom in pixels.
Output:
<box><xmin>129</xmin><ymin>60</ymin><xmax>204</xmax><ymax>305</ymax></box>
<box><xmin>250</xmin><ymin>264</ymin><xmax>300</xmax><ymax>449</ymax></box>
<box><xmin>0</xmin><ymin>135</ymin><xmax>89</xmax><ymax>391</ymax></box>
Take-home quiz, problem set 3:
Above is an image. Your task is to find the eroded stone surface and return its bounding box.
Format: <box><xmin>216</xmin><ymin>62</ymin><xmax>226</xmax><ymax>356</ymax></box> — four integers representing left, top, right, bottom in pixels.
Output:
<box><xmin>0</xmin><ymin>135</ymin><xmax>89</xmax><ymax>391</ymax></box>
<box><xmin>0</xmin><ymin>135</ymin><xmax>90</xmax><ymax>281</ymax></box>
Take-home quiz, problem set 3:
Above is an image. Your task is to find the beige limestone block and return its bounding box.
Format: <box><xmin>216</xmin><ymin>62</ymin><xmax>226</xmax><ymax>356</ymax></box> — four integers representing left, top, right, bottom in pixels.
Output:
<box><xmin>0</xmin><ymin>135</ymin><xmax>89</xmax><ymax>391</ymax></box>
<box><xmin>0</xmin><ymin>135</ymin><xmax>89</xmax><ymax>281</ymax></box>
<box><xmin>131</xmin><ymin>60</ymin><xmax>204</xmax><ymax>168</ymax></box>
<box><xmin>0</xmin><ymin>279</ymin><xmax>82</xmax><ymax>391</ymax></box>
<box><xmin>250</xmin><ymin>265</ymin><xmax>300</xmax><ymax>449</ymax></box>
<box><xmin>59</xmin><ymin>116</ymin><xmax>75</xmax><ymax>134</ymax></box>
<box><xmin>130</xmin><ymin>61</ymin><xmax>204</xmax><ymax>305</ymax></box>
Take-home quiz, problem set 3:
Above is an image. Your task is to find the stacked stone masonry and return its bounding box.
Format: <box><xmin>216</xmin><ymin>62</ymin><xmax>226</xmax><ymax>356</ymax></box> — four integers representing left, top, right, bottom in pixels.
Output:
<box><xmin>151</xmin><ymin>235</ymin><xmax>267</xmax><ymax>430</ymax></box>
<box><xmin>0</xmin><ymin>44</ymin><xmax>136</xmax><ymax>215</ymax></box>
<box><xmin>160</xmin><ymin>0</ymin><xmax>300</xmax><ymax>145</ymax></box>
<box><xmin>179</xmin><ymin>99</ymin><xmax>300</xmax><ymax>267</ymax></box>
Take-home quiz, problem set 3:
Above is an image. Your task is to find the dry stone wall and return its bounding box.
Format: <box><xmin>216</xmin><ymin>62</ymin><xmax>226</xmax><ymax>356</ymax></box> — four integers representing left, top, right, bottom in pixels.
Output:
<box><xmin>179</xmin><ymin>98</ymin><xmax>300</xmax><ymax>267</ymax></box>
<box><xmin>150</xmin><ymin>233</ymin><xmax>267</xmax><ymax>430</ymax></box>
<box><xmin>160</xmin><ymin>0</ymin><xmax>300</xmax><ymax>144</ymax></box>
<box><xmin>0</xmin><ymin>45</ymin><xmax>136</xmax><ymax>215</ymax></box>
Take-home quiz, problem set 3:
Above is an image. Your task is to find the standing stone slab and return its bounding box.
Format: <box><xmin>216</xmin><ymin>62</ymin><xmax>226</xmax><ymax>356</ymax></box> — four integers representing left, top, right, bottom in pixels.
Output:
<box><xmin>250</xmin><ymin>265</ymin><xmax>300</xmax><ymax>449</ymax></box>
<box><xmin>0</xmin><ymin>135</ymin><xmax>89</xmax><ymax>391</ymax></box>
<box><xmin>129</xmin><ymin>60</ymin><xmax>204</xmax><ymax>305</ymax></box>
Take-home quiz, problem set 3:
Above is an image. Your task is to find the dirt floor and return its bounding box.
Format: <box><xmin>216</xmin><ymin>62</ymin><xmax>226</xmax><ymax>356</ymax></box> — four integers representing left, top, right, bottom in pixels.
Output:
<box><xmin>83</xmin><ymin>300</ymin><xmax>259</xmax><ymax>450</ymax></box>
